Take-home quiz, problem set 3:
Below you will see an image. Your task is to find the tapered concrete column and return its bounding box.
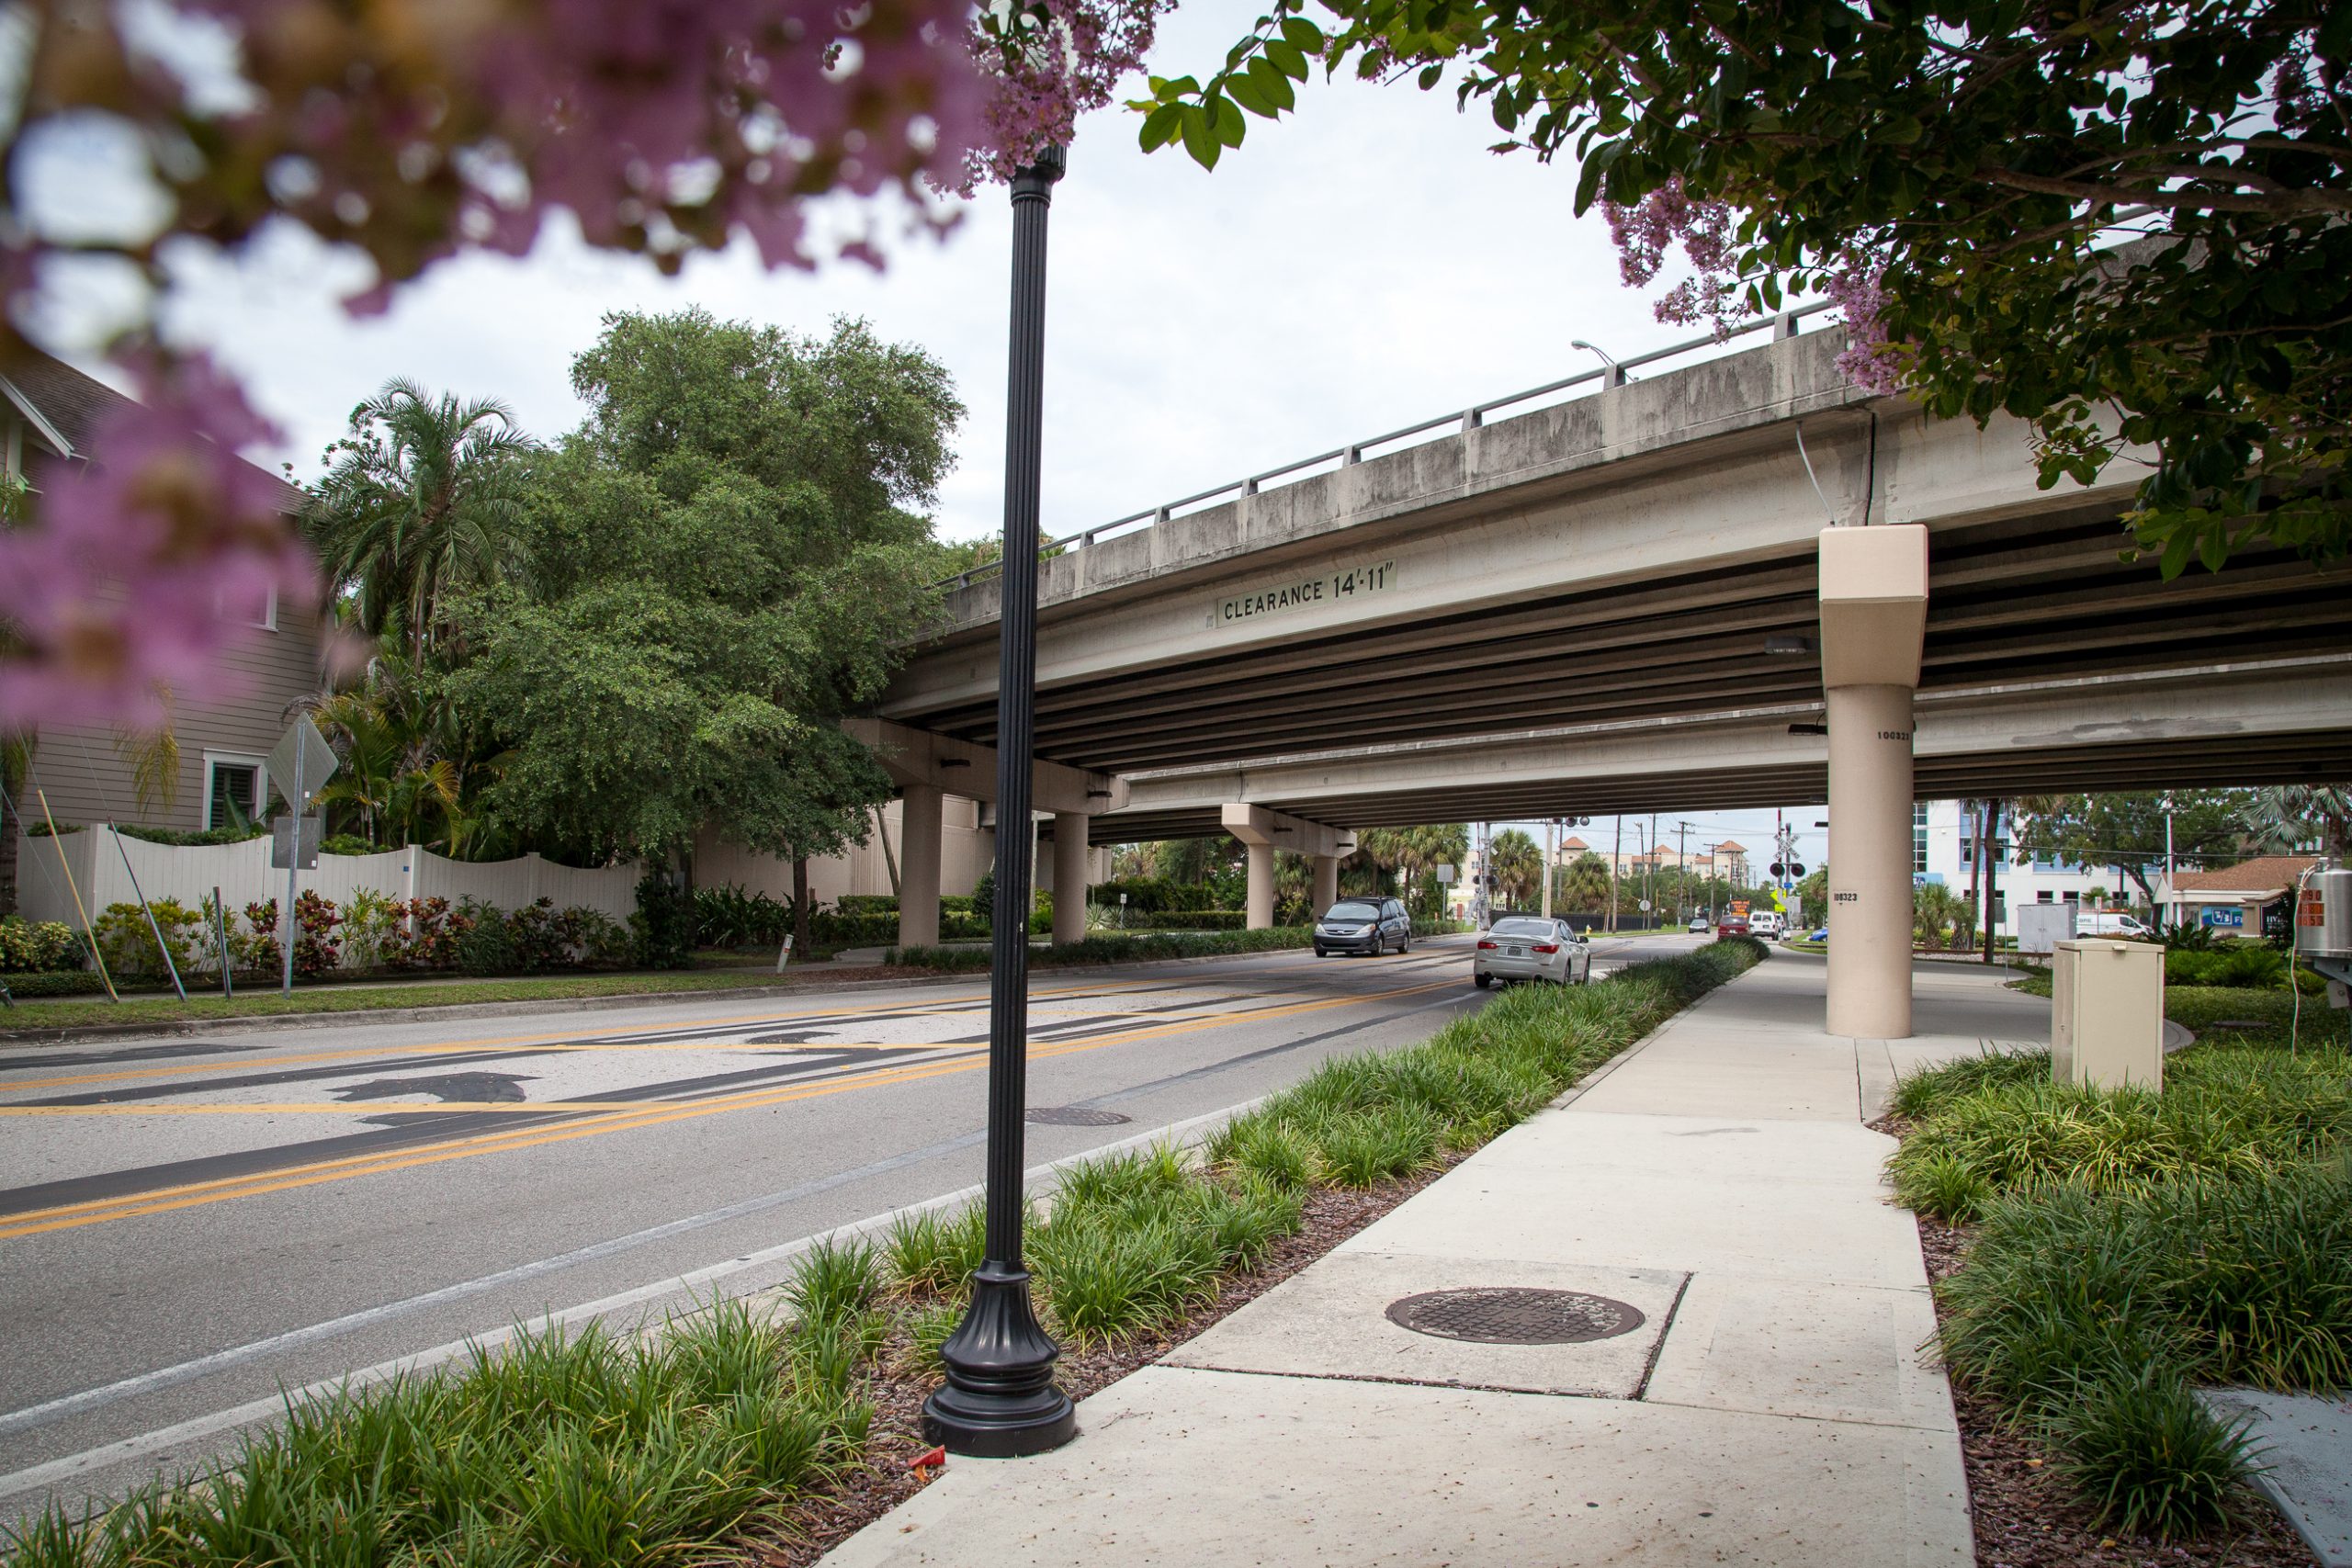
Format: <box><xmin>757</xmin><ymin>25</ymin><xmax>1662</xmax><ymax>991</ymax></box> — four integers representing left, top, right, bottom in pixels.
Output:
<box><xmin>1826</xmin><ymin>683</ymin><xmax>1916</xmax><ymax>1037</ymax></box>
<box><xmin>899</xmin><ymin>784</ymin><xmax>944</xmax><ymax>949</ymax></box>
<box><xmin>1310</xmin><ymin>854</ymin><xmax>1340</xmax><ymax>917</ymax></box>
<box><xmin>1246</xmin><ymin>842</ymin><xmax>1276</xmax><ymax>930</ymax></box>
<box><xmin>1819</xmin><ymin>525</ymin><xmax>1930</xmax><ymax>1041</ymax></box>
<box><xmin>1051</xmin><ymin>814</ymin><xmax>1089</xmax><ymax>945</ymax></box>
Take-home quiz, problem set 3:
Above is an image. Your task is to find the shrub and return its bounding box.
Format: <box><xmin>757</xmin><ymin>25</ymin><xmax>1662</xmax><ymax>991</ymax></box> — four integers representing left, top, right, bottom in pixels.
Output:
<box><xmin>0</xmin><ymin>915</ymin><xmax>86</xmax><ymax>972</ymax></box>
<box><xmin>319</xmin><ymin>832</ymin><xmax>379</xmax><ymax>856</ymax></box>
<box><xmin>786</xmin><ymin>1235</ymin><xmax>882</xmax><ymax>1332</ymax></box>
<box><xmin>1933</xmin><ymin>1156</ymin><xmax>2352</xmax><ymax>1538</ymax></box>
<box><xmin>290</xmin><ymin>890</ymin><xmax>342</xmax><ymax>977</ymax></box>
<box><xmin>695</xmin><ymin>884</ymin><xmax>795</xmax><ymax>947</ymax></box>
<box><xmin>91</xmin><ymin>898</ymin><xmax>208</xmax><ymax>981</ymax></box>
<box><xmin>834</xmin><ymin>894</ymin><xmax>898</xmax><ymax>917</ymax></box>
<box><xmin>239</xmin><ymin>898</ymin><xmax>283</xmax><ymax>975</ymax></box>
<box><xmin>2046</xmin><ymin>1368</ymin><xmax>2258</xmax><ymax>1538</ymax></box>
<box><xmin>402</xmin><ymin>897</ymin><xmax>465</xmax><ymax>971</ymax></box>
<box><xmin>111</xmin><ymin>820</ymin><xmax>266</xmax><ymax>847</ymax></box>
<box><xmin>340</xmin><ymin>886</ymin><xmax>405</xmax><ymax>970</ymax></box>
<box><xmin>0</xmin><ymin>969</ymin><xmax>107</xmax><ymax>997</ymax></box>
<box><xmin>456</xmin><ymin>900</ymin><xmax>517</xmax><ymax>976</ymax></box>
<box><xmin>1889</xmin><ymin>1040</ymin><xmax>2352</xmax><ymax>1217</ymax></box>
<box><xmin>1312</xmin><ymin>1103</ymin><xmax>1442</xmax><ymax>1188</ymax></box>
<box><xmin>632</xmin><ymin>874</ymin><xmax>695</xmax><ymax>969</ymax></box>
<box><xmin>507</xmin><ymin>897</ymin><xmax>579</xmax><ymax>974</ymax></box>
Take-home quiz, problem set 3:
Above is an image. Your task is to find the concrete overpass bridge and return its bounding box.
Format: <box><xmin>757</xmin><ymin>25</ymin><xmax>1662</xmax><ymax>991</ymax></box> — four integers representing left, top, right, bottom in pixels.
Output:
<box><xmin>863</xmin><ymin>313</ymin><xmax>2352</xmax><ymax>1037</ymax></box>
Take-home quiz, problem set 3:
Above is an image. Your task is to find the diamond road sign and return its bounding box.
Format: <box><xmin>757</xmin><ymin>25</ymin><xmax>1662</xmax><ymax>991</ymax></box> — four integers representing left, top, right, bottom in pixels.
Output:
<box><xmin>266</xmin><ymin>716</ymin><xmax>338</xmax><ymax>809</ymax></box>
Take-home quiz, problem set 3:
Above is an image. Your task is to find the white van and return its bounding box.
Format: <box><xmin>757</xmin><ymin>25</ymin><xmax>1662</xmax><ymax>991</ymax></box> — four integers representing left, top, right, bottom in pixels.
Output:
<box><xmin>2077</xmin><ymin>911</ymin><xmax>2155</xmax><ymax>939</ymax></box>
<box><xmin>1749</xmin><ymin>911</ymin><xmax>1785</xmax><ymax>938</ymax></box>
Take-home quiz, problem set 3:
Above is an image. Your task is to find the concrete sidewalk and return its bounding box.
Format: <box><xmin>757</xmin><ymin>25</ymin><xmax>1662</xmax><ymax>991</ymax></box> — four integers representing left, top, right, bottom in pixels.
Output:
<box><xmin>822</xmin><ymin>953</ymin><xmax>2051</xmax><ymax>1567</ymax></box>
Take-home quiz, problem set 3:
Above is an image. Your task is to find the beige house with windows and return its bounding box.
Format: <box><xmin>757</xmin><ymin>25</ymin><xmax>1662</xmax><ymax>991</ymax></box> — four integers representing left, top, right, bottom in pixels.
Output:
<box><xmin>4</xmin><ymin>353</ymin><xmax>326</xmax><ymax>844</ymax></box>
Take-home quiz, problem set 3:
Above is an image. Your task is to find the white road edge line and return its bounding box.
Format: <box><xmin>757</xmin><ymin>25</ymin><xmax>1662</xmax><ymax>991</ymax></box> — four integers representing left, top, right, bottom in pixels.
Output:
<box><xmin>0</xmin><ymin>1093</ymin><xmax>1273</xmax><ymax>1514</ymax></box>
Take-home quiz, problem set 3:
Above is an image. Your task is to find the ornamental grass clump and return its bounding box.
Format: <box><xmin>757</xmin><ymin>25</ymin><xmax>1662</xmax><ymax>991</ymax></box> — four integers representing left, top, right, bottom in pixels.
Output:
<box><xmin>1889</xmin><ymin>1039</ymin><xmax>2352</xmax><ymax>1217</ymax></box>
<box><xmin>1933</xmin><ymin>1156</ymin><xmax>2352</xmax><ymax>1538</ymax></box>
<box><xmin>6</xmin><ymin>1310</ymin><xmax>868</xmax><ymax>1568</ymax></box>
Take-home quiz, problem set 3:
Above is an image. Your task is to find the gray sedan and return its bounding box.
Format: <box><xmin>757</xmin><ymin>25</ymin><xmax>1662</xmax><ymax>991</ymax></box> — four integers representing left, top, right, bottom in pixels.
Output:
<box><xmin>1473</xmin><ymin>917</ymin><xmax>1593</xmax><ymax>987</ymax></box>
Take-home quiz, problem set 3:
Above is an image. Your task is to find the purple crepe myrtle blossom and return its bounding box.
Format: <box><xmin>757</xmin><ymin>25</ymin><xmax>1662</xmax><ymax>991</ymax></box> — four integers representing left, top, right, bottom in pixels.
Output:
<box><xmin>1</xmin><ymin>0</ymin><xmax>1160</xmax><ymax>731</ymax></box>
<box><xmin>0</xmin><ymin>353</ymin><xmax>315</xmax><ymax>729</ymax></box>
<box><xmin>1603</xmin><ymin>179</ymin><xmax>1905</xmax><ymax>394</ymax></box>
<box><xmin>956</xmin><ymin>0</ymin><xmax>1173</xmax><ymax>193</ymax></box>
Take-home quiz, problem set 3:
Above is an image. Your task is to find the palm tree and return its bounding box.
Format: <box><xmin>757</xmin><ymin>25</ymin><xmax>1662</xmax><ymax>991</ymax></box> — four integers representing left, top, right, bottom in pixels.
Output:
<box><xmin>309</xmin><ymin>380</ymin><xmax>537</xmax><ymax>664</ymax></box>
<box><xmin>2241</xmin><ymin>785</ymin><xmax>2352</xmax><ymax>856</ymax></box>
<box><xmin>307</xmin><ymin>654</ymin><xmax>468</xmax><ymax>850</ymax></box>
<box><xmin>1558</xmin><ymin>851</ymin><xmax>1612</xmax><ymax>912</ymax></box>
<box><xmin>1488</xmin><ymin>829</ymin><xmax>1542</xmax><ymax>908</ymax></box>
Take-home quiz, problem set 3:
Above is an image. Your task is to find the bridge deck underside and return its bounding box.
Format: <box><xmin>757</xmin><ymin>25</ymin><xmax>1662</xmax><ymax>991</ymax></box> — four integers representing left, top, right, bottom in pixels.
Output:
<box><xmin>895</xmin><ymin>503</ymin><xmax>2350</xmax><ymax>842</ymax></box>
<box><xmin>1085</xmin><ymin>728</ymin><xmax>2352</xmax><ymax>844</ymax></box>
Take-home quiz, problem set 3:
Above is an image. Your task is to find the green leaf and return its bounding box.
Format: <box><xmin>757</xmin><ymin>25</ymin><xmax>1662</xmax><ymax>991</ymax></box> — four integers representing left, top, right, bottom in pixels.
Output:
<box><xmin>1179</xmin><ymin>103</ymin><xmax>1219</xmax><ymax>168</ymax></box>
<box><xmin>1226</xmin><ymin>73</ymin><xmax>1277</xmax><ymax>117</ymax></box>
<box><xmin>1206</xmin><ymin>93</ymin><xmax>1248</xmax><ymax>147</ymax></box>
<box><xmin>1264</xmin><ymin>39</ymin><xmax>1309</xmax><ymax>80</ymax></box>
<box><xmin>1279</xmin><ymin>16</ymin><xmax>1326</xmax><ymax>51</ymax></box>
<box><xmin>1246</xmin><ymin>55</ymin><xmax>1296</xmax><ymax>111</ymax></box>
<box><xmin>1139</xmin><ymin>102</ymin><xmax>1184</xmax><ymax>152</ymax></box>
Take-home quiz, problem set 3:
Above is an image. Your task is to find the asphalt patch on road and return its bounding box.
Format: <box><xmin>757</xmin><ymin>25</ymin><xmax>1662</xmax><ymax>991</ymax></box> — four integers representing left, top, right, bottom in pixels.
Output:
<box><xmin>336</xmin><ymin>1073</ymin><xmax>534</xmax><ymax>1105</ymax></box>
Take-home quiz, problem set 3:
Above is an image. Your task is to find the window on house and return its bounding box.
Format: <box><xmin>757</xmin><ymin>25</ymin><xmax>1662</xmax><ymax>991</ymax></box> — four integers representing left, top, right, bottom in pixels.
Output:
<box><xmin>204</xmin><ymin>757</ymin><xmax>264</xmax><ymax>829</ymax></box>
<box><xmin>1913</xmin><ymin>803</ymin><xmax>1928</xmax><ymax>874</ymax></box>
<box><xmin>214</xmin><ymin>583</ymin><xmax>278</xmax><ymax>630</ymax></box>
<box><xmin>2063</xmin><ymin>890</ymin><xmax>2080</xmax><ymax>903</ymax></box>
<box><xmin>2037</xmin><ymin>890</ymin><xmax>2055</xmax><ymax>904</ymax></box>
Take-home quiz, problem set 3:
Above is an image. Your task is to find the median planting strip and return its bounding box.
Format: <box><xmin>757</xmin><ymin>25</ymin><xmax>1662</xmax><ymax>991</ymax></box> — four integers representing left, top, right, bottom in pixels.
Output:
<box><xmin>1880</xmin><ymin>986</ymin><xmax>2350</xmax><ymax>1566</ymax></box>
<box><xmin>4</xmin><ymin>941</ymin><xmax>1764</xmax><ymax>1568</ymax></box>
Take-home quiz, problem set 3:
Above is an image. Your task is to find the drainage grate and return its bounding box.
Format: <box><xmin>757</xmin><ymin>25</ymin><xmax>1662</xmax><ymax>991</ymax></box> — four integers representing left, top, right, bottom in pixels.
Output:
<box><xmin>1385</xmin><ymin>1288</ymin><xmax>1646</xmax><ymax>1346</ymax></box>
<box><xmin>1025</xmin><ymin>1106</ymin><xmax>1133</xmax><ymax>1127</ymax></box>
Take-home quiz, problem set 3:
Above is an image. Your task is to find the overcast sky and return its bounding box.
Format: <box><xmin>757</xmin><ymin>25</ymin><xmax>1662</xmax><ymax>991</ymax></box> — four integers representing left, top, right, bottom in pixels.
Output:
<box><xmin>65</xmin><ymin>0</ymin><xmax>1736</xmax><ymax>545</ymax></box>
<box><xmin>28</xmin><ymin>2</ymin><xmax>1829</xmax><ymax>852</ymax></box>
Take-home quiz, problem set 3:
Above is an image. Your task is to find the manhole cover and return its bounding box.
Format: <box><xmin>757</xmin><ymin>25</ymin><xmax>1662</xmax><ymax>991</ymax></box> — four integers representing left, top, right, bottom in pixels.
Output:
<box><xmin>1385</xmin><ymin>1288</ymin><xmax>1646</xmax><ymax>1345</ymax></box>
<box><xmin>1025</xmin><ymin>1107</ymin><xmax>1132</xmax><ymax>1126</ymax></box>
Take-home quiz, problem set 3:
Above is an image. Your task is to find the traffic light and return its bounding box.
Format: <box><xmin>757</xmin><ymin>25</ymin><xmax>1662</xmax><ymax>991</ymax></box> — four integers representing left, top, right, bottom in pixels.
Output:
<box><xmin>1770</xmin><ymin>862</ymin><xmax>1784</xmax><ymax>878</ymax></box>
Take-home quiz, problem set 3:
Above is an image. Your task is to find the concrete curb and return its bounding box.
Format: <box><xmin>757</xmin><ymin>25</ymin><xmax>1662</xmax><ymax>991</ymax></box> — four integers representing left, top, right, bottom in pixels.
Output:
<box><xmin>0</xmin><ymin>942</ymin><xmax>1330</xmax><ymax>1047</ymax></box>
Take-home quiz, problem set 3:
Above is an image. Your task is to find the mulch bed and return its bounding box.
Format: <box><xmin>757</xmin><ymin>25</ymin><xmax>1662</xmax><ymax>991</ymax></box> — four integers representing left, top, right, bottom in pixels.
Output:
<box><xmin>730</xmin><ymin>1151</ymin><xmax>1472</xmax><ymax>1567</ymax></box>
<box><xmin>1868</xmin><ymin>1117</ymin><xmax>2319</xmax><ymax>1568</ymax></box>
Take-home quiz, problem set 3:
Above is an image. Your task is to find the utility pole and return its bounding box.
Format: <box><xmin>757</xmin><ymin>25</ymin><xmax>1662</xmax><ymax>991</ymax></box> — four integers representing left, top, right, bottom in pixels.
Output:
<box><xmin>1645</xmin><ymin>814</ymin><xmax>1657</xmax><ymax>928</ymax></box>
<box><xmin>1677</xmin><ymin>820</ymin><xmax>1690</xmax><ymax>922</ymax></box>
<box><xmin>1542</xmin><ymin>818</ymin><xmax>1557</xmax><ymax>919</ymax></box>
<box><xmin>1610</xmin><ymin>816</ymin><xmax>1623</xmax><ymax>933</ymax></box>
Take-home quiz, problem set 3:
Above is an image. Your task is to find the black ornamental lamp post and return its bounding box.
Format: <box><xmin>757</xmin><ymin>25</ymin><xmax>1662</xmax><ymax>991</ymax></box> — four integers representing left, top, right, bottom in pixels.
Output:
<box><xmin>919</xmin><ymin>142</ymin><xmax>1076</xmax><ymax>1459</ymax></box>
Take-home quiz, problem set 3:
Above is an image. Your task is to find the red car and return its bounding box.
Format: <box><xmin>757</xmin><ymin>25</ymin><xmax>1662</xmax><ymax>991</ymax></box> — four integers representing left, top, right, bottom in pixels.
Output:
<box><xmin>1716</xmin><ymin>914</ymin><xmax>1751</xmax><ymax>938</ymax></box>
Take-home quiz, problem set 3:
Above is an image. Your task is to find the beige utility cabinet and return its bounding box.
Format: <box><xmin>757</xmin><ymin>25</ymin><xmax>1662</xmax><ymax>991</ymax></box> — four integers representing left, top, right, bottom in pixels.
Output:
<box><xmin>2051</xmin><ymin>939</ymin><xmax>2165</xmax><ymax>1090</ymax></box>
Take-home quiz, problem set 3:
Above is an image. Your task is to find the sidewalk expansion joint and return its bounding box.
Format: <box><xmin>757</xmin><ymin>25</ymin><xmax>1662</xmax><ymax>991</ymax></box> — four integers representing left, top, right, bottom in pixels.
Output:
<box><xmin>1629</xmin><ymin>1271</ymin><xmax>1693</xmax><ymax>1402</ymax></box>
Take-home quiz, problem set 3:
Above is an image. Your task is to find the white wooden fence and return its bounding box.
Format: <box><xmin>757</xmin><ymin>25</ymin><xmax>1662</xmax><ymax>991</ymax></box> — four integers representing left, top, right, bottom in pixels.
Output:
<box><xmin>12</xmin><ymin>829</ymin><xmax>641</xmax><ymax>935</ymax></box>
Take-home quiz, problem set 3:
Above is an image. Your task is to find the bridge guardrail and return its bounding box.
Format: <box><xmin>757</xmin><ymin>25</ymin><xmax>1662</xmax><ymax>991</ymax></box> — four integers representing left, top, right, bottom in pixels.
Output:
<box><xmin>937</xmin><ymin>299</ymin><xmax>1838</xmax><ymax>590</ymax></box>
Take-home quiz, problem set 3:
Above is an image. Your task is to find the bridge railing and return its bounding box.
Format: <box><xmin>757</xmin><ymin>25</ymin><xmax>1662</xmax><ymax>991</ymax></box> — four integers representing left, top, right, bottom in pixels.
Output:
<box><xmin>937</xmin><ymin>299</ymin><xmax>1839</xmax><ymax>590</ymax></box>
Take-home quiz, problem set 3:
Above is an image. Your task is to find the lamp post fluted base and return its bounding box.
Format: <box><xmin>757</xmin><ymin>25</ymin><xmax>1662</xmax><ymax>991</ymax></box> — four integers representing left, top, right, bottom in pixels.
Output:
<box><xmin>920</xmin><ymin>1262</ymin><xmax>1075</xmax><ymax>1457</ymax></box>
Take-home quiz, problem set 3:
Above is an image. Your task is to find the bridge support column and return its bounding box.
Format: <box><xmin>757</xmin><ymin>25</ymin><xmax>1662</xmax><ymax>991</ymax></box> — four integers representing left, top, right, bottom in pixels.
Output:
<box><xmin>900</xmin><ymin>784</ymin><xmax>944</xmax><ymax>950</ymax></box>
<box><xmin>1819</xmin><ymin>525</ymin><xmax>1929</xmax><ymax>1041</ymax></box>
<box><xmin>1051</xmin><ymin>814</ymin><xmax>1089</xmax><ymax>945</ymax></box>
<box><xmin>1223</xmin><ymin>805</ymin><xmax>1357</xmax><ymax>932</ymax></box>
<box><xmin>1246</xmin><ymin>843</ymin><xmax>1276</xmax><ymax>930</ymax></box>
<box><xmin>1310</xmin><ymin>854</ymin><xmax>1340</xmax><ymax>919</ymax></box>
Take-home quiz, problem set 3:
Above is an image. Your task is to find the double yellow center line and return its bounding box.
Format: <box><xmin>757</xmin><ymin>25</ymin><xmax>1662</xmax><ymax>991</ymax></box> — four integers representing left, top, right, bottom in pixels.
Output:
<box><xmin>0</xmin><ymin>975</ymin><xmax>1457</xmax><ymax>1241</ymax></box>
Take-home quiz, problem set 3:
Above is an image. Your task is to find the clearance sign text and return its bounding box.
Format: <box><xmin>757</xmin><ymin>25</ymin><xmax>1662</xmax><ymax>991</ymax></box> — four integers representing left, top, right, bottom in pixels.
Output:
<box><xmin>1215</xmin><ymin>558</ymin><xmax>1397</xmax><ymax>628</ymax></box>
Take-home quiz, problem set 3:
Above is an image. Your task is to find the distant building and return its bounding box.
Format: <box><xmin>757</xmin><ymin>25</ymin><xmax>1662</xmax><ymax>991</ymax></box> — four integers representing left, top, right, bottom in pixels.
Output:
<box><xmin>2161</xmin><ymin>855</ymin><xmax>2320</xmax><ymax>938</ymax></box>
<box><xmin>1915</xmin><ymin>800</ymin><xmax>2170</xmax><ymax>938</ymax></box>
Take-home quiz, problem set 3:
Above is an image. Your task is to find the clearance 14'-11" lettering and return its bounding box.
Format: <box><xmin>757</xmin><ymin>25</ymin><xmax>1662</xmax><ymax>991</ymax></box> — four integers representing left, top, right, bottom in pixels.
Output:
<box><xmin>1216</xmin><ymin>559</ymin><xmax>1397</xmax><ymax>628</ymax></box>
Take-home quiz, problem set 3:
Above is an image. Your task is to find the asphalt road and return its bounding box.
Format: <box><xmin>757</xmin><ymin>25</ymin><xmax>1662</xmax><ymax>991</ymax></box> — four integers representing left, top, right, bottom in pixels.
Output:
<box><xmin>0</xmin><ymin>931</ymin><xmax>1691</xmax><ymax>1521</ymax></box>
